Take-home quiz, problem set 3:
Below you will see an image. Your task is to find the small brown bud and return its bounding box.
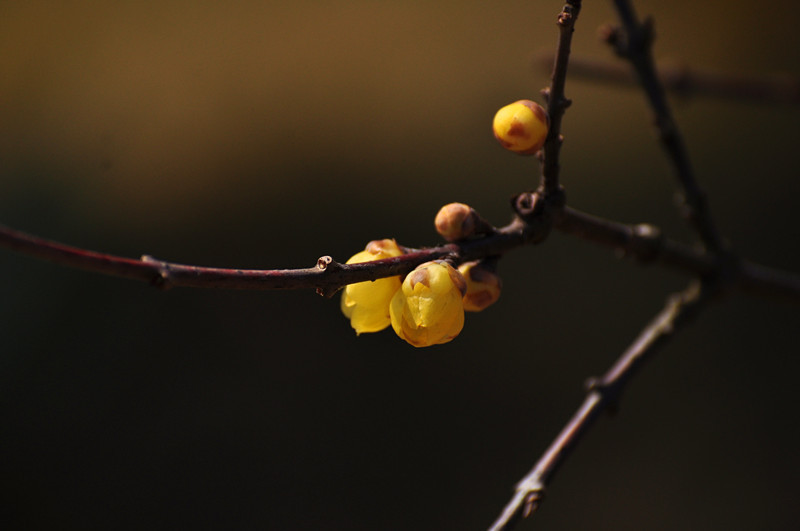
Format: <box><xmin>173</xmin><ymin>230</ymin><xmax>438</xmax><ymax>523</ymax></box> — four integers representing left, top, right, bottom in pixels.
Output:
<box><xmin>434</xmin><ymin>203</ymin><xmax>493</xmax><ymax>242</ymax></box>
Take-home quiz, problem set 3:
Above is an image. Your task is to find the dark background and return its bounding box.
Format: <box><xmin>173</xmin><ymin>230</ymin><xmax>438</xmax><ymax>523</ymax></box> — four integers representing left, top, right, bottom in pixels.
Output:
<box><xmin>2</xmin><ymin>1</ymin><xmax>799</xmax><ymax>529</ymax></box>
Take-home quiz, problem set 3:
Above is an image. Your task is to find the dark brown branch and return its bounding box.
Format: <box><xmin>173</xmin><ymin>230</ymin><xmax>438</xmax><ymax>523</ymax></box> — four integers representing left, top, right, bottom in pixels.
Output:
<box><xmin>556</xmin><ymin>206</ymin><xmax>714</xmax><ymax>273</ymax></box>
<box><xmin>0</xmin><ymin>224</ymin><xmax>449</xmax><ymax>298</ymax></box>
<box><xmin>539</xmin><ymin>1</ymin><xmax>582</xmax><ymax>197</ymax></box>
<box><xmin>555</xmin><ymin>207</ymin><xmax>800</xmax><ymax>300</ymax></box>
<box><xmin>0</xmin><ymin>220</ymin><xmax>534</xmax><ymax>298</ymax></box>
<box><xmin>606</xmin><ymin>0</ymin><xmax>724</xmax><ymax>254</ymax></box>
<box><xmin>739</xmin><ymin>260</ymin><xmax>800</xmax><ymax>302</ymax></box>
<box><xmin>3</xmin><ymin>203</ymin><xmax>799</xmax><ymax>302</ymax></box>
<box><xmin>533</xmin><ymin>52</ymin><xmax>800</xmax><ymax>105</ymax></box>
<box><xmin>488</xmin><ymin>282</ymin><xmax>708</xmax><ymax>530</ymax></box>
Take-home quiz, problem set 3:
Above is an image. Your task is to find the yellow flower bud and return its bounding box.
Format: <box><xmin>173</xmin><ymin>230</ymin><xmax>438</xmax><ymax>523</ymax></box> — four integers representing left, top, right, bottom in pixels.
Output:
<box><xmin>340</xmin><ymin>239</ymin><xmax>404</xmax><ymax>335</ymax></box>
<box><xmin>435</xmin><ymin>202</ymin><xmax>477</xmax><ymax>241</ymax></box>
<box><xmin>458</xmin><ymin>260</ymin><xmax>502</xmax><ymax>312</ymax></box>
<box><xmin>390</xmin><ymin>261</ymin><xmax>467</xmax><ymax>347</ymax></box>
<box><xmin>492</xmin><ymin>99</ymin><xmax>549</xmax><ymax>155</ymax></box>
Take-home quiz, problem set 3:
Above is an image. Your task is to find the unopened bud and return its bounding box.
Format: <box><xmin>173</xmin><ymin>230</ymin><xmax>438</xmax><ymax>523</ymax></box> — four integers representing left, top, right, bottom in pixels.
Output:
<box><xmin>390</xmin><ymin>261</ymin><xmax>467</xmax><ymax>347</ymax></box>
<box><xmin>458</xmin><ymin>260</ymin><xmax>502</xmax><ymax>312</ymax></box>
<box><xmin>492</xmin><ymin>100</ymin><xmax>549</xmax><ymax>155</ymax></box>
<box><xmin>435</xmin><ymin>202</ymin><xmax>492</xmax><ymax>242</ymax></box>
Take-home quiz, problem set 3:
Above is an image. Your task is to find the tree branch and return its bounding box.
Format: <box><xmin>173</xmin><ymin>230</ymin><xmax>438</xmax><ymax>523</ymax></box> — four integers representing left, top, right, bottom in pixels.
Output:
<box><xmin>533</xmin><ymin>52</ymin><xmax>800</xmax><ymax>105</ymax></box>
<box><xmin>488</xmin><ymin>281</ymin><xmax>708</xmax><ymax>530</ymax></box>
<box><xmin>3</xmin><ymin>202</ymin><xmax>799</xmax><ymax>301</ymax></box>
<box><xmin>0</xmin><ymin>223</ymin><xmax>455</xmax><ymax>298</ymax></box>
<box><xmin>606</xmin><ymin>0</ymin><xmax>724</xmax><ymax>253</ymax></box>
<box><xmin>539</xmin><ymin>0</ymin><xmax>582</xmax><ymax>197</ymax></box>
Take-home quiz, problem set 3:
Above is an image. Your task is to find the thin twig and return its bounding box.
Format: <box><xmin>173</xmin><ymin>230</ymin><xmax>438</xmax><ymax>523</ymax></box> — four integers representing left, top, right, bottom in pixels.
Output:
<box><xmin>533</xmin><ymin>52</ymin><xmax>800</xmax><ymax>105</ymax></box>
<box><xmin>607</xmin><ymin>0</ymin><xmax>724</xmax><ymax>253</ymax></box>
<box><xmin>539</xmin><ymin>0</ymin><xmax>582</xmax><ymax>197</ymax></box>
<box><xmin>488</xmin><ymin>282</ymin><xmax>708</xmax><ymax>530</ymax></box>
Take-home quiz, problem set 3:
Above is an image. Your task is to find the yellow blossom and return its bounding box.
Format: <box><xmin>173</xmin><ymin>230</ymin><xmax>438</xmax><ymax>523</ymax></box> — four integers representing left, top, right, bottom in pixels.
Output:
<box><xmin>492</xmin><ymin>99</ymin><xmax>549</xmax><ymax>155</ymax></box>
<box><xmin>340</xmin><ymin>239</ymin><xmax>404</xmax><ymax>335</ymax></box>
<box><xmin>458</xmin><ymin>261</ymin><xmax>502</xmax><ymax>312</ymax></box>
<box><xmin>390</xmin><ymin>261</ymin><xmax>467</xmax><ymax>347</ymax></box>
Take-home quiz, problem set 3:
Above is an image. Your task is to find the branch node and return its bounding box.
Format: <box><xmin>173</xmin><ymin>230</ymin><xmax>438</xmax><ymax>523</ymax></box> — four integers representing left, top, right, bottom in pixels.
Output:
<box><xmin>512</xmin><ymin>191</ymin><xmax>542</xmax><ymax>219</ymax></box>
<box><xmin>512</xmin><ymin>187</ymin><xmax>566</xmax><ymax>245</ymax></box>
<box><xmin>523</xmin><ymin>490</ymin><xmax>544</xmax><ymax>517</ymax></box>
<box><xmin>314</xmin><ymin>257</ymin><xmax>345</xmax><ymax>298</ymax></box>
<box><xmin>140</xmin><ymin>255</ymin><xmax>172</xmax><ymax>290</ymax></box>
<box><xmin>585</xmin><ymin>376</ymin><xmax>620</xmax><ymax>415</ymax></box>
<box><xmin>630</xmin><ymin>223</ymin><xmax>663</xmax><ymax>262</ymax></box>
<box><xmin>315</xmin><ymin>284</ymin><xmax>342</xmax><ymax>299</ymax></box>
<box><xmin>557</xmin><ymin>1</ymin><xmax>582</xmax><ymax>28</ymax></box>
<box><xmin>584</xmin><ymin>376</ymin><xmax>604</xmax><ymax>393</ymax></box>
<box><xmin>540</xmin><ymin>87</ymin><xmax>551</xmax><ymax>103</ymax></box>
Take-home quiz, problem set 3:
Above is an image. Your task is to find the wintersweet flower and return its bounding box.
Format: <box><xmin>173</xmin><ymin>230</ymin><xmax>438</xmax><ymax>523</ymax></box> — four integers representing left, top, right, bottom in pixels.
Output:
<box><xmin>492</xmin><ymin>99</ymin><xmax>549</xmax><ymax>155</ymax></box>
<box><xmin>340</xmin><ymin>239</ymin><xmax>404</xmax><ymax>335</ymax></box>
<box><xmin>435</xmin><ymin>202</ymin><xmax>476</xmax><ymax>241</ymax></box>
<box><xmin>458</xmin><ymin>261</ymin><xmax>502</xmax><ymax>312</ymax></box>
<box><xmin>434</xmin><ymin>202</ymin><xmax>493</xmax><ymax>242</ymax></box>
<box><xmin>390</xmin><ymin>261</ymin><xmax>467</xmax><ymax>347</ymax></box>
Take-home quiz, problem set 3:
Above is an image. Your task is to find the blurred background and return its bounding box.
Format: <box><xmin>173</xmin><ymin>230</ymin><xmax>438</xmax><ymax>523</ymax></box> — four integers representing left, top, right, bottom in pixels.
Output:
<box><xmin>2</xmin><ymin>1</ymin><xmax>799</xmax><ymax>529</ymax></box>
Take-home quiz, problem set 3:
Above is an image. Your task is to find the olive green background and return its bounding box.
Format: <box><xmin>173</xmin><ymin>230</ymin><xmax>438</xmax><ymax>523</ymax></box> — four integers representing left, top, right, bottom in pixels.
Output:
<box><xmin>2</xmin><ymin>1</ymin><xmax>799</xmax><ymax>529</ymax></box>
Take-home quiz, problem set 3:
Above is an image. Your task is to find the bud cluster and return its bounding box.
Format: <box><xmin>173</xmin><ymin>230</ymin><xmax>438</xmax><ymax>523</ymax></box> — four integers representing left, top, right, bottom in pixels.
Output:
<box><xmin>341</xmin><ymin>202</ymin><xmax>503</xmax><ymax>347</ymax></box>
<box><xmin>339</xmin><ymin>98</ymin><xmax>542</xmax><ymax>347</ymax></box>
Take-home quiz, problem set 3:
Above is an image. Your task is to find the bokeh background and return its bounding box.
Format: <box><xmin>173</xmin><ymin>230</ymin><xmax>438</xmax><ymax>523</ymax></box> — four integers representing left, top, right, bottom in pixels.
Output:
<box><xmin>2</xmin><ymin>1</ymin><xmax>799</xmax><ymax>529</ymax></box>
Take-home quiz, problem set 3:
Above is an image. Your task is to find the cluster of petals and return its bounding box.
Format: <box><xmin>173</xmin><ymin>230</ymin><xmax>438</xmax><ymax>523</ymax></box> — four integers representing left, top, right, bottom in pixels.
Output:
<box><xmin>341</xmin><ymin>241</ymin><xmax>502</xmax><ymax>347</ymax></box>
<box><xmin>340</xmin><ymin>239</ymin><xmax>404</xmax><ymax>335</ymax></box>
<box><xmin>389</xmin><ymin>261</ymin><xmax>467</xmax><ymax>348</ymax></box>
